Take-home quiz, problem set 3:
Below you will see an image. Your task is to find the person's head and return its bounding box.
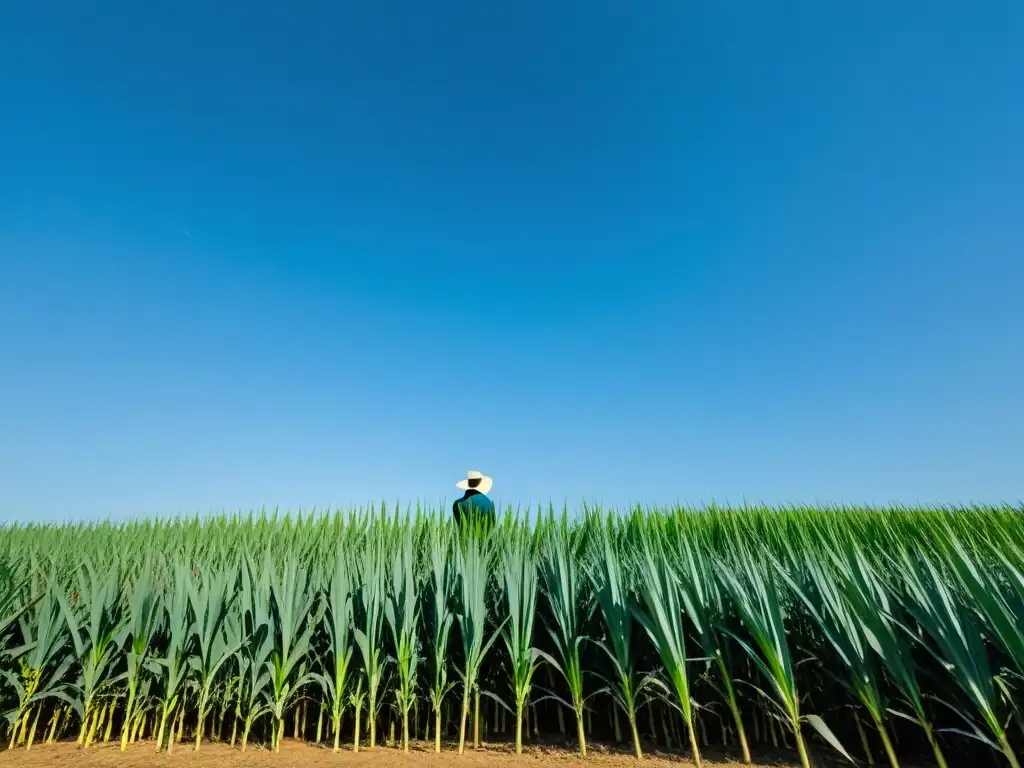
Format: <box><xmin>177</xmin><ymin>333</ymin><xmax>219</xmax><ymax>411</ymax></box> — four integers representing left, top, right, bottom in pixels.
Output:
<box><xmin>456</xmin><ymin>470</ymin><xmax>492</xmax><ymax>495</ymax></box>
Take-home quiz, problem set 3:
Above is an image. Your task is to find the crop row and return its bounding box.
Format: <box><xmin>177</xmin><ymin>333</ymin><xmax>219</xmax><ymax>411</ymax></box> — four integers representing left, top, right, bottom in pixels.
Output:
<box><xmin>1</xmin><ymin>504</ymin><xmax>1023</xmax><ymax>768</ymax></box>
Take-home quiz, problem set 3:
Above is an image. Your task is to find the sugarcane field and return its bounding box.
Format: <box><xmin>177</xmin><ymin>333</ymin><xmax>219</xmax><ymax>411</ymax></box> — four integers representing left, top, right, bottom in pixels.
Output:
<box><xmin>1</xmin><ymin>506</ymin><xmax>1022</xmax><ymax>768</ymax></box>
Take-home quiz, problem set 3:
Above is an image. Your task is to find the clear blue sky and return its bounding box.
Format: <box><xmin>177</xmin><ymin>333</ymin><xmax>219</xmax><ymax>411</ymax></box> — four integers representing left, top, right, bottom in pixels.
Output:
<box><xmin>1</xmin><ymin>1</ymin><xmax>1022</xmax><ymax>521</ymax></box>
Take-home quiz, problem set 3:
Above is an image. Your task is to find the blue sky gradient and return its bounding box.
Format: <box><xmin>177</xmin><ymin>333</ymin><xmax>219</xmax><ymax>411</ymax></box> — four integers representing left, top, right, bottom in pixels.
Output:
<box><xmin>2</xmin><ymin>1</ymin><xmax>1022</xmax><ymax>520</ymax></box>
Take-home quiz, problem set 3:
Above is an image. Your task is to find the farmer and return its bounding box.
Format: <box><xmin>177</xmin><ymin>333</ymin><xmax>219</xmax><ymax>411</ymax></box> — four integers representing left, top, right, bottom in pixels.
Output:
<box><xmin>452</xmin><ymin>470</ymin><xmax>496</xmax><ymax>529</ymax></box>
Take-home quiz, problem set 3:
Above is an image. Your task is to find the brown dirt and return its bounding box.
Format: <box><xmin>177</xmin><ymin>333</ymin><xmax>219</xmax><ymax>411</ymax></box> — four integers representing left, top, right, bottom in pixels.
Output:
<box><xmin>0</xmin><ymin>740</ymin><xmax>805</xmax><ymax>767</ymax></box>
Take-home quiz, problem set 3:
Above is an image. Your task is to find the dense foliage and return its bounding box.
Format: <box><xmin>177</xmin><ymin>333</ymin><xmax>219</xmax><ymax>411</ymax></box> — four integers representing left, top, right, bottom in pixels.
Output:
<box><xmin>1</xmin><ymin>504</ymin><xmax>1023</xmax><ymax>768</ymax></box>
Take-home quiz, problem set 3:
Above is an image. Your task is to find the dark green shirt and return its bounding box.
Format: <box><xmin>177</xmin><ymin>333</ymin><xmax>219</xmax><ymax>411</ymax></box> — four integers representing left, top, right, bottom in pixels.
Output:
<box><xmin>452</xmin><ymin>490</ymin><xmax>496</xmax><ymax>528</ymax></box>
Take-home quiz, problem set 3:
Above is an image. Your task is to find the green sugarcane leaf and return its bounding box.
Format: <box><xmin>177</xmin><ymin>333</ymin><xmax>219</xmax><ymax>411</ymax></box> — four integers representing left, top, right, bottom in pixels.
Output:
<box><xmin>804</xmin><ymin>714</ymin><xmax>855</xmax><ymax>763</ymax></box>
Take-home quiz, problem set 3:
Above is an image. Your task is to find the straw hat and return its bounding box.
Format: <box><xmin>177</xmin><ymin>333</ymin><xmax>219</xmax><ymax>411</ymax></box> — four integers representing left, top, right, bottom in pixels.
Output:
<box><xmin>456</xmin><ymin>470</ymin><xmax>493</xmax><ymax>495</ymax></box>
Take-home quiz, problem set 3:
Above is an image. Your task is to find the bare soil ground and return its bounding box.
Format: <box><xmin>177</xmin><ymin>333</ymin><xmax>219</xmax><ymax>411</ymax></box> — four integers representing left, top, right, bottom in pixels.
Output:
<box><xmin>0</xmin><ymin>740</ymin><xmax>808</xmax><ymax>767</ymax></box>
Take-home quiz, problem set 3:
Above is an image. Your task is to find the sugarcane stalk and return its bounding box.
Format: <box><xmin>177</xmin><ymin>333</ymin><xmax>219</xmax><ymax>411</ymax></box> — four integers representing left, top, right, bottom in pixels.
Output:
<box><xmin>515</xmin><ymin>700</ymin><xmax>525</xmax><ymax>754</ymax></box>
<box><xmin>104</xmin><ymin>701</ymin><xmax>116</xmax><ymax>742</ymax></box>
<box><xmin>720</xmin><ymin>669</ymin><xmax>751</xmax><ymax>763</ymax></box>
<box><xmin>1000</xmin><ymin>734</ymin><xmax>1022</xmax><ymax>768</ymax></box>
<box><xmin>46</xmin><ymin>706</ymin><xmax>63</xmax><ymax>744</ymax></box>
<box><xmin>353</xmin><ymin>698</ymin><xmax>362</xmax><ymax>753</ymax></box>
<box><xmin>475</xmin><ymin>688</ymin><xmax>483</xmax><ymax>749</ymax></box>
<box><xmin>25</xmin><ymin>704</ymin><xmax>41</xmax><ymax>750</ymax></box>
<box><xmin>923</xmin><ymin>723</ymin><xmax>949</xmax><ymax>768</ymax></box>
<box><xmin>794</xmin><ymin>722</ymin><xmax>812</xmax><ymax>768</ymax></box>
<box><xmin>165</xmin><ymin>707</ymin><xmax>176</xmax><ymax>754</ymax></box>
<box><xmin>77</xmin><ymin>708</ymin><xmax>90</xmax><ymax>746</ymax></box>
<box><xmin>240</xmin><ymin>716</ymin><xmax>252</xmax><ymax>751</ymax></box>
<box><xmin>876</xmin><ymin>718</ymin><xmax>900</xmax><ymax>768</ymax></box>
<box><xmin>132</xmin><ymin>712</ymin><xmax>142</xmax><ymax>744</ymax></box>
<box><xmin>155</xmin><ymin>702</ymin><xmax>171</xmax><ymax>752</ymax></box>
<box><xmin>688</xmin><ymin>718</ymin><xmax>703</xmax><ymax>768</ymax></box>
<box><xmin>577</xmin><ymin>709</ymin><xmax>588</xmax><ymax>758</ymax></box>
<box><xmin>458</xmin><ymin>685</ymin><xmax>471</xmax><ymax>754</ymax></box>
<box><xmin>85</xmin><ymin>705</ymin><xmax>102</xmax><ymax>749</ymax></box>
<box><xmin>630</xmin><ymin>712</ymin><xmax>643</xmax><ymax>760</ymax></box>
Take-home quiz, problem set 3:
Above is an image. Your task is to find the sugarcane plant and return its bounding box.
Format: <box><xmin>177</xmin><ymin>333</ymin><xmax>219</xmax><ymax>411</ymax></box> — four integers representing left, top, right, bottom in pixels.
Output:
<box><xmin>666</xmin><ymin>518</ymin><xmax>752</xmax><ymax>764</ymax></box>
<box><xmin>632</xmin><ymin>520</ymin><xmax>705</xmax><ymax>767</ymax></box>
<box><xmin>716</xmin><ymin>542</ymin><xmax>852</xmax><ymax>768</ymax></box>
<box><xmin>58</xmin><ymin>558</ymin><xmax>127</xmax><ymax>749</ymax></box>
<box><xmin>425</xmin><ymin>517</ymin><xmax>457</xmax><ymax>752</ymax></box>
<box><xmin>152</xmin><ymin>564</ymin><xmax>193</xmax><ymax>753</ymax></box>
<box><xmin>2</xmin><ymin>563</ymin><xmax>79</xmax><ymax>751</ymax></box>
<box><xmin>778</xmin><ymin>533</ymin><xmax>902</xmax><ymax>768</ymax></box>
<box><xmin>265</xmin><ymin>556</ymin><xmax>323</xmax><ymax>752</ymax></box>
<box><xmin>118</xmin><ymin>566</ymin><xmax>161</xmax><ymax>751</ymax></box>
<box><xmin>185</xmin><ymin>563</ymin><xmax>241</xmax><ymax>749</ymax></box>
<box><xmin>837</xmin><ymin>539</ymin><xmax>951</xmax><ymax>768</ymax></box>
<box><xmin>498</xmin><ymin>521</ymin><xmax>542</xmax><ymax>754</ymax></box>
<box><xmin>943</xmin><ymin>532</ymin><xmax>1024</xmax><ymax>755</ymax></box>
<box><xmin>384</xmin><ymin>519</ymin><xmax>421</xmax><ymax>752</ymax></box>
<box><xmin>453</xmin><ymin>517</ymin><xmax>504</xmax><ymax>754</ymax></box>
<box><xmin>353</xmin><ymin>527</ymin><xmax>388</xmax><ymax>749</ymax></box>
<box><xmin>588</xmin><ymin>513</ymin><xmax>647</xmax><ymax>759</ymax></box>
<box><xmin>233</xmin><ymin>554</ymin><xmax>275</xmax><ymax>751</ymax></box>
<box><xmin>894</xmin><ymin>544</ymin><xmax>1022</xmax><ymax>768</ymax></box>
<box><xmin>537</xmin><ymin>512</ymin><xmax>595</xmax><ymax>757</ymax></box>
<box><xmin>313</xmin><ymin>546</ymin><xmax>355</xmax><ymax>752</ymax></box>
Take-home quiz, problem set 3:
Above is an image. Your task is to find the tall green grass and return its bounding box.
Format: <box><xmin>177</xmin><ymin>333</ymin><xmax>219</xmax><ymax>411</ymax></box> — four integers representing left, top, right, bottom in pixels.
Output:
<box><xmin>1</xmin><ymin>503</ymin><xmax>1022</xmax><ymax>767</ymax></box>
